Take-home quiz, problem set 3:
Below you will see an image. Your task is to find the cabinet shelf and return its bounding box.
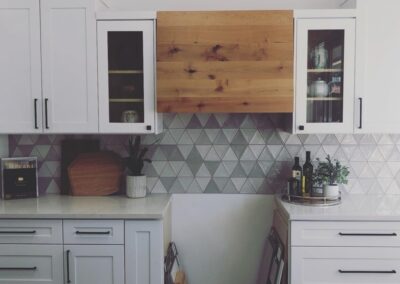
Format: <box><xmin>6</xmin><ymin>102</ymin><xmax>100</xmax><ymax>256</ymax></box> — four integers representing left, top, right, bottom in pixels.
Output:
<box><xmin>109</xmin><ymin>98</ymin><xmax>144</xmax><ymax>103</ymax></box>
<box><xmin>108</xmin><ymin>70</ymin><xmax>143</xmax><ymax>74</ymax></box>
<box><xmin>307</xmin><ymin>69</ymin><xmax>343</xmax><ymax>73</ymax></box>
<box><xmin>307</xmin><ymin>97</ymin><xmax>343</xmax><ymax>101</ymax></box>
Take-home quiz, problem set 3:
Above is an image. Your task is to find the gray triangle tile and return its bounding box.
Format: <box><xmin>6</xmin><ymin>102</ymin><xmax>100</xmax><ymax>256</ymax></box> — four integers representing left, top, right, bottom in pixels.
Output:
<box><xmin>178</xmin><ymin>177</ymin><xmax>194</xmax><ymax>191</ymax></box>
<box><xmin>316</xmin><ymin>134</ymin><xmax>327</xmax><ymax>143</ymax></box>
<box><xmin>196</xmin><ymin>114</ymin><xmax>211</xmax><ymax>127</ymax></box>
<box><xmin>250</xmin><ymin>145</ymin><xmax>264</xmax><ymax>159</ymax></box>
<box><xmin>231</xmin><ymin>131</ymin><xmax>247</xmax><ymax>145</ymax></box>
<box><xmin>169</xmin><ymin>179</ymin><xmax>186</xmax><ymax>193</ymax></box>
<box><xmin>18</xmin><ymin>135</ymin><xmax>35</xmax><ymax>145</ymax></box>
<box><xmin>195</xmin><ymin>130</ymin><xmax>212</xmax><ymax>145</ymax></box>
<box><xmin>391</xmin><ymin>134</ymin><xmax>400</xmax><ymax>144</ymax></box>
<box><xmin>240</xmin><ymin>115</ymin><xmax>256</xmax><ymax>129</ymax></box>
<box><xmin>222</xmin><ymin>148</ymin><xmax>238</xmax><ymax>161</ymax></box>
<box><xmin>196</xmin><ymin>163</ymin><xmax>211</xmax><ymax>177</ymax></box>
<box><xmin>249</xmin><ymin>178</ymin><xmax>265</xmax><ymax>192</ymax></box>
<box><xmin>240</xmin><ymin>147</ymin><xmax>257</xmax><ymax>161</ymax></box>
<box><xmin>178</xmin><ymin>145</ymin><xmax>194</xmax><ymax>160</ymax></box>
<box><xmin>214</xmin><ymin>131</ymin><xmax>229</xmax><ymax>145</ymax></box>
<box><xmin>223</xmin><ymin>129</ymin><xmax>238</xmax><ymax>143</ymax></box>
<box><xmin>277</xmin><ymin>147</ymin><xmax>291</xmax><ymax>161</ymax></box>
<box><xmin>278</xmin><ymin>131</ymin><xmax>291</xmax><ymax>144</ymax></box>
<box><xmin>315</xmin><ymin>147</ymin><xmax>328</xmax><ymax>160</ymax></box>
<box><xmin>160</xmin><ymin>177</ymin><xmax>176</xmax><ymax>191</ymax></box>
<box><xmin>152</xmin><ymin>180</ymin><xmax>167</xmax><ymax>193</ymax></box>
<box><xmin>144</xmin><ymin>163</ymin><xmax>158</xmax><ymax>177</ymax></box>
<box><xmin>188</xmin><ymin>162</ymin><xmax>202</xmax><ymax>176</ymax></box>
<box><xmin>285</xmin><ymin>135</ymin><xmax>302</xmax><ymax>145</ymax></box>
<box><xmin>285</xmin><ymin>145</ymin><xmax>302</xmax><ymax>159</ymax></box>
<box><xmin>231</xmin><ymin>145</ymin><xmax>247</xmax><ymax>160</ymax></box>
<box><xmin>46</xmin><ymin>180</ymin><xmax>60</xmax><ymax>194</ymax></box>
<box><xmin>187</xmin><ymin>129</ymin><xmax>202</xmax><ymax>143</ymax></box>
<box><xmin>322</xmin><ymin>145</ymin><xmax>339</xmax><ymax>159</ymax></box>
<box><xmin>240</xmin><ymin>161</ymin><xmax>256</xmax><ymax>175</ymax></box>
<box><xmin>160</xmin><ymin>131</ymin><xmax>176</xmax><ymax>145</ymax></box>
<box><xmin>146</xmin><ymin>177</ymin><xmax>158</xmax><ymax>192</ymax></box>
<box><xmin>240</xmin><ymin>179</ymin><xmax>256</xmax><ymax>193</ymax></box>
<box><xmin>341</xmin><ymin>135</ymin><xmax>357</xmax><ymax>145</ymax></box>
<box><xmin>169</xmin><ymin>129</ymin><xmax>185</xmax><ymax>143</ymax></box>
<box><xmin>196</xmin><ymin>177</ymin><xmax>211</xmax><ymax>192</ymax></box>
<box><xmin>258</xmin><ymin>161</ymin><xmax>274</xmax><ymax>175</ymax></box>
<box><xmin>205</xmin><ymin>147</ymin><xmax>220</xmax><ymax>161</ymax></box>
<box><xmin>214</xmin><ymin>178</ymin><xmax>229</xmax><ymax>191</ymax></box>
<box><xmin>204</xmin><ymin>161</ymin><xmax>220</xmax><ymax>176</ymax></box>
<box><xmin>162</xmin><ymin>114</ymin><xmax>176</xmax><ymax>128</ymax></box>
<box><xmin>37</xmin><ymin>145</ymin><xmax>51</xmax><ymax>159</ymax></box>
<box><xmin>170</xmin><ymin>161</ymin><xmax>184</xmax><ymax>175</ymax></box>
<box><xmin>187</xmin><ymin>180</ymin><xmax>203</xmax><ymax>193</ymax></box>
<box><xmin>187</xmin><ymin>147</ymin><xmax>203</xmax><ymax>163</ymax></box>
<box><xmin>160</xmin><ymin>162</ymin><xmax>176</xmax><ymax>177</ymax></box>
<box><xmin>335</xmin><ymin>134</ymin><xmax>345</xmax><ymax>143</ymax></box>
<box><xmin>267</xmin><ymin>132</ymin><xmax>283</xmax><ymax>145</ymax></box>
<box><xmin>196</xmin><ymin>145</ymin><xmax>212</xmax><ymax>159</ymax></box>
<box><xmin>44</xmin><ymin>161</ymin><xmax>60</xmax><ymax>177</ymax></box>
<box><xmin>214</xmin><ymin>114</ymin><xmax>229</xmax><ymax>127</ymax></box>
<box><xmin>38</xmin><ymin>163</ymin><xmax>51</xmax><ymax>178</ymax></box>
<box><xmin>205</xmin><ymin>129</ymin><xmax>220</xmax><ymax>143</ymax></box>
<box><xmin>259</xmin><ymin>129</ymin><xmax>274</xmax><ymax>143</ymax></box>
<box><xmin>178</xmin><ymin>163</ymin><xmax>194</xmax><ymax>177</ymax></box>
<box><xmin>259</xmin><ymin>147</ymin><xmax>274</xmax><ymax>161</ymax></box>
<box><xmin>169</xmin><ymin>116</ymin><xmax>185</xmax><ymax>129</ymax></box>
<box><xmin>204</xmin><ymin>115</ymin><xmax>220</xmax><ymax>129</ymax></box>
<box><xmin>241</xmin><ymin>129</ymin><xmax>256</xmax><ymax>143</ymax></box>
<box><xmin>322</xmin><ymin>134</ymin><xmax>339</xmax><ymax>145</ymax></box>
<box><xmin>214</xmin><ymin>145</ymin><xmax>229</xmax><ymax>160</ymax></box>
<box><xmin>267</xmin><ymin>145</ymin><xmax>283</xmax><ymax>159</ymax></box>
<box><xmin>214</xmin><ymin>164</ymin><xmax>229</xmax><ymax>178</ymax></box>
<box><xmin>249</xmin><ymin>130</ymin><xmax>265</xmax><ymax>145</ymax></box>
<box><xmin>204</xmin><ymin>179</ymin><xmax>220</xmax><ymax>193</ymax></box>
<box><xmin>232</xmin><ymin>178</ymin><xmax>246</xmax><ymax>191</ymax></box>
<box><xmin>177</xmin><ymin>114</ymin><xmax>193</xmax><ymax>128</ymax></box>
<box><xmin>231</xmin><ymin>163</ymin><xmax>247</xmax><ymax>178</ymax></box>
<box><xmin>297</xmin><ymin>134</ymin><xmax>308</xmax><ymax>144</ymax></box>
<box><xmin>252</xmin><ymin>114</ymin><xmax>274</xmax><ymax>129</ymax></box>
<box><xmin>249</xmin><ymin>163</ymin><xmax>265</xmax><ymax>178</ymax></box>
<box><xmin>152</xmin><ymin>161</ymin><xmax>167</xmax><ymax>175</ymax></box>
<box><xmin>303</xmin><ymin>135</ymin><xmax>320</xmax><ymax>145</ymax></box>
<box><xmin>223</xmin><ymin>161</ymin><xmax>238</xmax><ymax>176</ymax></box>
<box><xmin>187</xmin><ymin>115</ymin><xmax>203</xmax><ymax>129</ymax></box>
<box><xmin>222</xmin><ymin>180</ymin><xmax>239</xmax><ymax>193</ymax></box>
<box><xmin>377</xmin><ymin>178</ymin><xmax>393</xmax><ymax>193</ymax></box>
<box><xmin>169</xmin><ymin>147</ymin><xmax>185</xmax><ymax>161</ymax></box>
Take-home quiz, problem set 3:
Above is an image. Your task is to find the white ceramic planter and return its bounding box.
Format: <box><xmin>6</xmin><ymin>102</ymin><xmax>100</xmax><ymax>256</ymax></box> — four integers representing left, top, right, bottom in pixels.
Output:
<box><xmin>323</xmin><ymin>184</ymin><xmax>339</xmax><ymax>198</ymax></box>
<box><xmin>126</xmin><ymin>175</ymin><xmax>147</xmax><ymax>198</ymax></box>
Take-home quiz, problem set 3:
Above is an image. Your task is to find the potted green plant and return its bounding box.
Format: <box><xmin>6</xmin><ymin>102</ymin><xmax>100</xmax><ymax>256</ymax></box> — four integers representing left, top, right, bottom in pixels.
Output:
<box><xmin>124</xmin><ymin>136</ymin><xmax>152</xmax><ymax>198</ymax></box>
<box><xmin>314</xmin><ymin>155</ymin><xmax>349</xmax><ymax>197</ymax></box>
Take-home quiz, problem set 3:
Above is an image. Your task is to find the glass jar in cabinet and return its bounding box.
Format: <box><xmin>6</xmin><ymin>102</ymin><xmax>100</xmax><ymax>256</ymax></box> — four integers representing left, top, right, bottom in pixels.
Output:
<box><xmin>294</xmin><ymin>13</ymin><xmax>356</xmax><ymax>133</ymax></box>
<box><xmin>97</xmin><ymin>18</ymin><xmax>159</xmax><ymax>133</ymax></box>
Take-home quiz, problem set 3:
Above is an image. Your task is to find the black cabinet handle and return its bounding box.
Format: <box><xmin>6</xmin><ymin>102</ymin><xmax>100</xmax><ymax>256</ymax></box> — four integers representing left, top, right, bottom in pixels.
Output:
<box><xmin>298</xmin><ymin>125</ymin><xmax>304</xmax><ymax>131</ymax></box>
<box><xmin>339</xmin><ymin>269</ymin><xmax>396</xmax><ymax>274</ymax></box>
<box><xmin>75</xmin><ymin>231</ymin><xmax>111</xmax><ymax>235</ymax></box>
<box><xmin>0</xmin><ymin>230</ymin><xmax>36</xmax><ymax>234</ymax></box>
<box><xmin>44</xmin><ymin>98</ymin><xmax>49</xmax><ymax>129</ymax></box>
<box><xmin>358</xmin><ymin>97</ymin><xmax>363</xmax><ymax>129</ymax></box>
<box><xmin>339</xmin><ymin>232</ymin><xmax>397</xmax><ymax>236</ymax></box>
<box><xmin>0</xmin><ymin>266</ymin><xmax>37</xmax><ymax>271</ymax></box>
<box><xmin>34</xmin><ymin>99</ymin><xmax>38</xmax><ymax>129</ymax></box>
<box><xmin>66</xmin><ymin>250</ymin><xmax>71</xmax><ymax>283</ymax></box>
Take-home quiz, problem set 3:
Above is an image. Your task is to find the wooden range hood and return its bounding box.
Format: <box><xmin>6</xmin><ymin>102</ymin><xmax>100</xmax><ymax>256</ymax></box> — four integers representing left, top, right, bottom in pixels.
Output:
<box><xmin>156</xmin><ymin>10</ymin><xmax>294</xmax><ymax>113</ymax></box>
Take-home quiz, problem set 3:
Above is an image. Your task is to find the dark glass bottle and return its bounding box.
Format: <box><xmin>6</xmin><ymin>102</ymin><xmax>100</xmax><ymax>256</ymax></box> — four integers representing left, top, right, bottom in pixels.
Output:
<box><xmin>292</xmin><ymin>157</ymin><xmax>302</xmax><ymax>195</ymax></box>
<box><xmin>303</xmin><ymin>151</ymin><xmax>313</xmax><ymax>195</ymax></box>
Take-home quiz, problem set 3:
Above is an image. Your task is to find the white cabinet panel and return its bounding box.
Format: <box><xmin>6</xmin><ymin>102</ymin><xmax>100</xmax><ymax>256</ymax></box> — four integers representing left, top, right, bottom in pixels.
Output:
<box><xmin>65</xmin><ymin>245</ymin><xmax>124</xmax><ymax>284</ymax></box>
<box><xmin>125</xmin><ymin>220</ymin><xmax>163</xmax><ymax>284</ymax></box>
<box><xmin>0</xmin><ymin>0</ymin><xmax>42</xmax><ymax>133</ymax></box>
<box><xmin>0</xmin><ymin>244</ymin><xmax>63</xmax><ymax>284</ymax></box>
<box><xmin>292</xmin><ymin>247</ymin><xmax>400</xmax><ymax>284</ymax></box>
<box><xmin>355</xmin><ymin>0</ymin><xmax>400</xmax><ymax>133</ymax></box>
<box><xmin>41</xmin><ymin>0</ymin><xmax>98</xmax><ymax>133</ymax></box>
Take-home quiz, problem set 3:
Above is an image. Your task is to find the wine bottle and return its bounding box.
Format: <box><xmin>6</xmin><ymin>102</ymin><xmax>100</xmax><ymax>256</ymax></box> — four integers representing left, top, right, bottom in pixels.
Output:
<box><xmin>303</xmin><ymin>151</ymin><xmax>313</xmax><ymax>195</ymax></box>
<box><xmin>292</xmin><ymin>157</ymin><xmax>302</xmax><ymax>195</ymax></box>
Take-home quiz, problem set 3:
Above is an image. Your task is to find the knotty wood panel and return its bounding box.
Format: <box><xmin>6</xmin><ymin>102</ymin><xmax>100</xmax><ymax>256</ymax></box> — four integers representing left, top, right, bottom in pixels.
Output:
<box><xmin>157</xmin><ymin>11</ymin><xmax>294</xmax><ymax>113</ymax></box>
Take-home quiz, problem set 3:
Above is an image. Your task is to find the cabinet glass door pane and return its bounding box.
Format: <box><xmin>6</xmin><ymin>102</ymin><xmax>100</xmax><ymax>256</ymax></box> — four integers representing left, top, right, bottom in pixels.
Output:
<box><xmin>108</xmin><ymin>31</ymin><xmax>144</xmax><ymax>124</ymax></box>
<box><xmin>306</xmin><ymin>30</ymin><xmax>344</xmax><ymax>123</ymax></box>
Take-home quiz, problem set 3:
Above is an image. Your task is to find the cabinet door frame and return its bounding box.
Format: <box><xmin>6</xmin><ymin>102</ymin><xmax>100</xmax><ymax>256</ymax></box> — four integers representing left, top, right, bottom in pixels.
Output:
<box><xmin>64</xmin><ymin>244</ymin><xmax>124</xmax><ymax>284</ymax></box>
<box><xmin>40</xmin><ymin>0</ymin><xmax>98</xmax><ymax>133</ymax></box>
<box><xmin>0</xmin><ymin>0</ymin><xmax>42</xmax><ymax>133</ymax></box>
<box><xmin>294</xmin><ymin>17</ymin><xmax>356</xmax><ymax>134</ymax></box>
<box><xmin>97</xmin><ymin>20</ymin><xmax>155</xmax><ymax>134</ymax></box>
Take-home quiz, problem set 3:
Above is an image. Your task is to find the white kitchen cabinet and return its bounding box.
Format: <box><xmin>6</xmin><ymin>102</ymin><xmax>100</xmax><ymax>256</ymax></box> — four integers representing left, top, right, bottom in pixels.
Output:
<box><xmin>0</xmin><ymin>244</ymin><xmax>63</xmax><ymax>284</ymax></box>
<box><xmin>64</xmin><ymin>245</ymin><xmax>124</xmax><ymax>284</ymax></box>
<box><xmin>40</xmin><ymin>0</ymin><xmax>98</xmax><ymax>133</ymax></box>
<box><xmin>294</xmin><ymin>10</ymin><xmax>356</xmax><ymax>134</ymax></box>
<box><xmin>0</xmin><ymin>0</ymin><xmax>98</xmax><ymax>134</ymax></box>
<box><xmin>355</xmin><ymin>0</ymin><xmax>400</xmax><ymax>133</ymax></box>
<box><xmin>97</xmin><ymin>13</ymin><xmax>160</xmax><ymax>134</ymax></box>
<box><xmin>125</xmin><ymin>220</ymin><xmax>164</xmax><ymax>284</ymax></box>
<box><xmin>0</xmin><ymin>0</ymin><xmax>42</xmax><ymax>133</ymax></box>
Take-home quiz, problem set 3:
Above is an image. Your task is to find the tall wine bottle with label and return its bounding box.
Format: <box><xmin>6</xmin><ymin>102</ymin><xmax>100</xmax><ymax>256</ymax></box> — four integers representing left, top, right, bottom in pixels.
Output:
<box><xmin>292</xmin><ymin>157</ymin><xmax>302</xmax><ymax>195</ymax></box>
<box><xmin>303</xmin><ymin>151</ymin><xmax>313</xmax><ymax>195</ymax></box>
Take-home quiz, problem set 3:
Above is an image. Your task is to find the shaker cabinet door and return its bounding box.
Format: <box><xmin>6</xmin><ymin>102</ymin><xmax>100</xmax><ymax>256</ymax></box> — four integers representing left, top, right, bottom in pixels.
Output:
<box><xmin>40</xmin><ymin>0</ymin><xmax>98</xmax><ymax>133</ymax></box>
<box><xmin>0</xmin><ymin>0</ymin><xmax>42</xmax><ymax>133</ymax></box>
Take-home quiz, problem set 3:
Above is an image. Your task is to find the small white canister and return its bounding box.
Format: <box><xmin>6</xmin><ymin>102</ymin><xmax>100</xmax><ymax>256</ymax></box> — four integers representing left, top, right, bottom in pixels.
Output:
<box><xmin>126</xmin><ymin>175</ymin><xmax>147</xmax><ymax>198</ymax></box>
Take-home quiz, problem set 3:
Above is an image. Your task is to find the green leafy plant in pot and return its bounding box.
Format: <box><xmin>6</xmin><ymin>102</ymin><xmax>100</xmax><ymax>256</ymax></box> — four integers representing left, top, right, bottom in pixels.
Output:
<box><xmin>314</xmin><ymin>155</ymin><xmax>349</xmax><ymax>198</ymax></box>
<box><xmin>124</xmin><ymin>136</ymin><xmax>152</xmax><ymax>198</ymax></box>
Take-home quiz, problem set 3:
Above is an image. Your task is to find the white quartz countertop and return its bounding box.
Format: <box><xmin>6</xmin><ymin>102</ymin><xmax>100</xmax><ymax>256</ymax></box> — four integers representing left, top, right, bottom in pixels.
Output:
<box><xmin>276</xmin><ymin>194</ymin><xmax>400</xmax><ymax>221</ymax></box>
<box><xmin>0</xmin><ymin>194</ymin><xmax>171</xmax><ymax>219</ymax></box>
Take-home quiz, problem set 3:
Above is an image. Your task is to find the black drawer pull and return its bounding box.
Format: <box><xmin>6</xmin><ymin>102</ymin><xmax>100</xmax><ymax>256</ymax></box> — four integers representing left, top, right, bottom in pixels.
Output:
<box><xmin>75</xmin><ymin>231</ymin><xmax>111</xmax><ymax>235</ymax></box>
<box><xmin>339</xmin><ymin>269</ymin><xmax>396</xmax><ymax>274</ymax></box>
<box><xmin>0</xmin><ymin>230</ymin><xmax>36</xmax><ymax>234</ymax></box>
<box><xmin>339</xmin><ymin>232</ymin><xmax>397</xmax><ymax>236</ymax></box>
<box><xmin>66</xmin><ymin>250</ymin><xmax>71</xmax><ymax>283</ymax></box>
<box><xmin>0</xmin><ymin>266</ymin><xmax>37</xmax><ymax>271</ymax></box>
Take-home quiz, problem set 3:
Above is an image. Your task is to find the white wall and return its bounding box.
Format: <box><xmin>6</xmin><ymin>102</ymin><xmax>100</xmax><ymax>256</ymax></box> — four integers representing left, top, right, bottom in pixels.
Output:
<box><xmin>97</xmin><ymin>0</ymin><xmax>346</xmax><ymax>11</ymax></box>
<box><xmin>0</xmin><ymin>136</ymin><xmax>8</xmax><ymax>158</ymax></box>
<box><xmin>171</xmin><ymin>194</ymin><xmax>276</xmax><ymax>284</ymax></box>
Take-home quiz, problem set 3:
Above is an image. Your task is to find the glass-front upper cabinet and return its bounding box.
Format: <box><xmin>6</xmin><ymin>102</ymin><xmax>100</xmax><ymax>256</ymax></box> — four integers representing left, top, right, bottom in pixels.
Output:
<box><xmin>97</xmin><ymin>19</ymin><xmax>156</xmax><ymax>133</ymax></box>
<box><xmin>294</xmin><ymin>15</ymin><xmax>356</xmax><ymax>133</ymax></box>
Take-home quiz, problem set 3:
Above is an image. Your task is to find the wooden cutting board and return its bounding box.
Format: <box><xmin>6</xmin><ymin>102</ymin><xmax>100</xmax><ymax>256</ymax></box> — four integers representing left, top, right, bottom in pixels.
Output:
<box><xmin>68</xmin><ymin>151</ymin><xmax>123</xmax><ymax>196</ymax></box>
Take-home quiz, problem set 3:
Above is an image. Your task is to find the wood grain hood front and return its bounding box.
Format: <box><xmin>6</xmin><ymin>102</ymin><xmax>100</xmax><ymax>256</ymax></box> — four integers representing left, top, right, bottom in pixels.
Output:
<box><xmin>156</xmin><ymin>10</ymin><xmax>294</xmax><ymax>113</ymax></box>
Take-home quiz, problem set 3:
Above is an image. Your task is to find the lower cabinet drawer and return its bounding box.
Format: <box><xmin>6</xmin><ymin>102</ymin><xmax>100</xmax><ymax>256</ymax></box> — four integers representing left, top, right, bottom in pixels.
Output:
<box><xmin>63</xmin><ymin>220</ymin><xmax>124</xmax><ymax>244</ymax></box>
<box><xmin>0</xmin><ymin>244</ymin><xmax>63</xmax><ymax>284</ymax></box>
<box><xmin>291</xmin><ymin>247</ymin><xmax>400</xmax><ymax>284</ymax></box>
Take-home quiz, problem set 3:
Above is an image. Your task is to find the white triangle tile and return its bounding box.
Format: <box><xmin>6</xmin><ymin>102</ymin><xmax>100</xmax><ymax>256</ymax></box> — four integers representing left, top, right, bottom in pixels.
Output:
<box><xmin>360</xmin><ymin>134</ymin><xmax>376</xmax><ymax>145</ymax></box>
<box><xmin>389</xmin><ymin>145</ymin><xmax>400</xmax><ymax>161</ymax></box>
<box><xmin>368</xmin><ymin>180</ymin><xmax>384</xmax><ymax>194</ymax></box>
<box><xmin>359</xmin><ymin>164</ymin><xmax>375</xmax><ymax>178</ymax></box>
<box><xmin>303</xmin><ymin>135</ymin><xmax>320</xmax><ymax>145</ymax></box>
<box><xmin>315</xmin><ymin>147</ymin><xmax>328</xmax><ymax>161</ymax></box>
<box><xmin>379</xmin><ymin>145</ymin><xmax>395</xmax><ymax>160</ymax></box>
<box><xmin>302</xmin><ymin>145</ymin><xmax>321</xmax><ymax>160</ymax></box>
<box><xmin>196</xmin><ymin>145</ymin><xmax>212</xmax><ymax>159</ymax></box>
<box><xmin>205</xmin><ymin>129</ymin><xmax>220</xmax><ymax>143</ymax></box>
<box><xmin>322</xmin><ymin>145</ymin><xmax>339</xmax><ymax>159</ymax></box>
<box><xmin>359</xmin><ymin>178</ymin><xmax>375</xmax><ymax>194</ymax></box>
<box><xmin>372</xmin><ymin>134</ymin><xmax>383</xmax><ymax>143</ymax></box>
<box><xmin>160</xmin><ymin>162</ymin><xmax>176</xmax><ymax>177</ymax></box>
<box><xmin>387</xmin><ymin>162</ymin><xmax>400</xmax><ymax>176</ymax></box>
<box><xmin>341</xmin><ymin>135</ymin><xmax>357</xmax><ymax>145</ymax></box>
<box><xmin>335</xmin><ymin>134</ymin><xmax>345</xmax><ymax>143</ymax></box>
<box><xmin>322</xmin><ymin>134</ymin><xmax>339</xmax><ymax>145</ymax></box>
<box><xmin>350</xmin><ymin>147</ymin><xmax>367</xmax><ymax>162</ymax></box>
<box><xmin>214</xmin><ymin>164</ymin><xmax>229</xmax><ymax>178</ymax></box>
<box><xmin>368</xmin><ymin>162</ymin><xmax>385</xmax><ymax>176</ymax></box>
<box><xmin>285</xmin><ymin>145</ymin><xmax>302</xmax><ymax>159</ymax></box>
<box><xmin>152</xmin><ymin>180</ymin><xmax>167</xmax><ymax>193</ymax></box>
<box><xmin>196</xmin><ymin>164</ymin><xmax>211</xmax><ymax>177</ymax></box>
<box><xmin>232</xmin><ymin>178</ymin><xmax>246</xmax><ymax>191</ymax></box>
<box><xmin>250</xmin><ymin>145</ymin><xmax>264</xmax><ymax>159</ymax></box>
<box><xmin>214</xmin><ymin>114</ymin><xmax>229</xmax><ymax>127</ymax></box>
<box><xmin>177</xmin><ymin>114</ymin><xmax>193</xmax><ymax>128</ymax></box>
<box><xmin>368</xmin><ymin>148</ymin><xmax>385</xmax><ymax>162</ymax></box>
<box><xmin>267</xmin><ymin>145</ymin><xmax>283</xmax><ymax>159</ymax></box>
<box><xmin>349</xmin><ymin>180</ymin><xmax>364</xmax><ymax>194</ymax></box>
<box><xmin>169</xmin><ymin>129</ymin><xmax>185</xmax><ymax>143</ymax></box>
<box><xmin>240</xmin><ymin>147</ymin><xmax>256</xmax><ymax>161</ymax></box>
<box><xmin>378</xmin><ymin>135</ymin><xmax>394</xmax><ymax>145</ymax></box>
<box><xmin>386</xmin><ymin>181</ymin><xmax>400</xmax><ymax>195</ymax></box>
<box><xmin>240</xmin><ymin>179</ymin><xmax>256</xmax><ymax>193</ymax></box>
<box><xmin>169</xmin><ymin>115</ymin><xmax>185</xmax><ymax>128</ymax></box>
<box><xmin>359</xmin><ymin>145</ymin><xmax>376</xmax><ymax>160</ymax></box>
<box><xmin>250</xmin><ymin>131</ymin><xmax>265</xmax><ymax>145</ymax></box>
<box><xmin>196</xmin><ymin>114</ymin><xmax>210</xmax><ymax>127</ymax></box>
<box><xmin>391</xmin><ymin>134</ymin><xmax>400</xmax><ymax>144</ymax></box>
<box><xmin>187</xmin><ymin>129</ymin><xmax>202</xmax><ymax>143</ymax></box>
<box><xmin>222</xmin><ymin>148</ymin><xmax>238</xmax><ymax>161</ymax></box>
<box><xmin>285</xmin><ymin>135</ymin><xmax>302</xmax><ymax>145</ymax></box>
<box><xmin>276</xmin><ymin>147</ymin><xmax>292</xmax><ymax>161</ymax></box>
<box><xmin>196</xmin><ymin>177</ymin><xmax>211</xmax><ymax>192</ymax></box>
<box><xmin>214</xmin><ymin>145</ymin><xmax>229</xmax><ymax>160</ymax></box>
<box><xmin>377</xmin><ymin>164</ymin><xmax>393</xmax><ymax>178</ymax></box>
<box><xmin>205</xmin><ymin>147</ymin><xmax>220</xmax><ymax>161</ymax></box>
<box><xmin>186</xmin><ymin>180</ymin><xmax>202</xmax><ymax>193</ymax></box>
<box><xmin>350</xmin><ymin>162</ymin><xmax>366</xmax><ymax>177</ymax></box>
<box><xmin>223</xmin><ymin>129</ymin><xmax>238</xmax><ymax>143</ymax></box>
<box><xmin>333</xmin><ymin>147</ymin><xmax>348</xmax><ymax>162</ymax></box>
<box><xmin>178</xmin><ymin>164</ymin><xmax>193</xmax><ymax>177</ymax></box>
<box><xmin>342</xmin><ymin>145</ymin><xmax>357</xmax><ymax>160</ymax></box>
<box><xmin>316</xmin><ymin>134</ymin><xmax>327</xmax><ymax>143</ymax></box>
